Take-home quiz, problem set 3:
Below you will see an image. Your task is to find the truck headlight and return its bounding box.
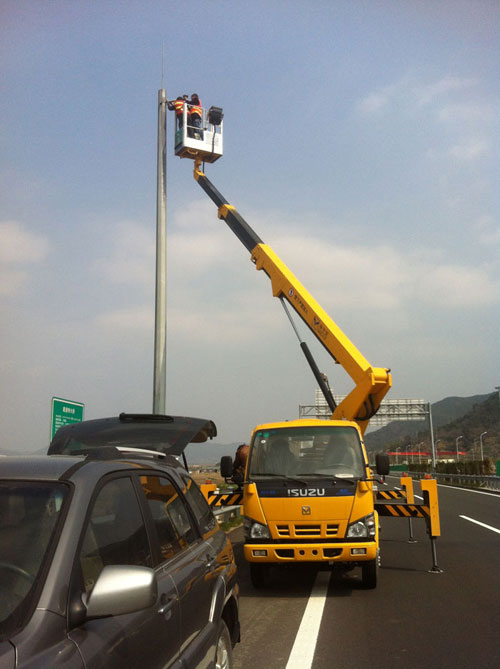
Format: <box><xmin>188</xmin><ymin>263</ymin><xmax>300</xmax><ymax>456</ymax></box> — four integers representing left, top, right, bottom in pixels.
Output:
<box><xmin>346</xmin><ymin>512</ymin><xmax>376</xmax><ymax>538</ymax></box>
<box><xmin>244</xmin><ymin>517</ymin><xmax>270</xmax><ymax>540</ymax></box>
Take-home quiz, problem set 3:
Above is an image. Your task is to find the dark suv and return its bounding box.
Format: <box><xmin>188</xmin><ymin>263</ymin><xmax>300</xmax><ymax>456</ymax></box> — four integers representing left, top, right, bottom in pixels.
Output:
<box><xmin>0</xmin><ymin>414</ymin><xmax>239</xmax><ymax>668</ymax></box>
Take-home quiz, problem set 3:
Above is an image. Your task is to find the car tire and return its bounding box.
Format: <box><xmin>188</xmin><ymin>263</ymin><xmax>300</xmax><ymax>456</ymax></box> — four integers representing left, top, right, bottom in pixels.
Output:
<box><xmin>215</xmin><ymin>619</ymin><xmax>233</xmax><ymax>669</ymax></box>
<box><xmin>361</xmin><ymin>559</ymin><xmax>378</xmax><ymax>589</ymax></box>
<box><xmin>249</xmin><ymin>562</ymin><xmax>272</xmax><ymax>589</ymax></box>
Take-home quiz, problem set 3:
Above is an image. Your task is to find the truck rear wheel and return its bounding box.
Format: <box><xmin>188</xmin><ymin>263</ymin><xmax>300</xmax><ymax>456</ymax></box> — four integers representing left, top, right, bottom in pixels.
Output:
<box><xmin>250</xmin><ymin>563</ymin><xmax>271</xmax><ymax>589</ymax></box>
<box><xmin>361</xmin><ymin>559</ymin><xmax>378</xmax><ymax>589</ymax></box>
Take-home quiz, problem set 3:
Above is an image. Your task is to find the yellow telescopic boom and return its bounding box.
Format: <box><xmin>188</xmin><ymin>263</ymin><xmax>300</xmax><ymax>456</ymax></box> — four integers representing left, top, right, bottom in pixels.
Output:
<box><xmin>193</xmin><ymin>160</ymin><xmax>391</xmax><ymax>434</ymax></box>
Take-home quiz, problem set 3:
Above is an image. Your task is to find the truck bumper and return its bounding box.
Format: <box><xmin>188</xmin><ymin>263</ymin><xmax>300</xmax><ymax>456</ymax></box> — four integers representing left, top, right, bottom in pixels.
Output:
<box><xmin>244</xmin><ymin>541</ymin><xmax>377</xmax><ymax>563</ymax></box>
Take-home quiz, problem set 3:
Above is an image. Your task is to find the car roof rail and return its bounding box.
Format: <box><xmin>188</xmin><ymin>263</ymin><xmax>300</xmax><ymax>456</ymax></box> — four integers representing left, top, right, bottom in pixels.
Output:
<box><xmin>116</xmin><ymin>446</ymin><xmax>167</xmax><ymax>459</ymax></box>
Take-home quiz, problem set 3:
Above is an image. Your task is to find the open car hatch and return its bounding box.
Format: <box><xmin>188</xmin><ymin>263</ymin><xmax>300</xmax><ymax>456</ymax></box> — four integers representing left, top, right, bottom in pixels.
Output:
<box><xmin>48</xmin><ymin>413</ymin><xmax>217</xmax><ymax>457</ymax></box>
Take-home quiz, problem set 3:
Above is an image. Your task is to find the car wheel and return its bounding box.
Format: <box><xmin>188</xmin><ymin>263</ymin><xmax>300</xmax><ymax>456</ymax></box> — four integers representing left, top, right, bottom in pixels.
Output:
<box><xmin>250</xmin><ymin>562</ymin><xmax>272</xmax><ymax>589</ymax></box>
<box><xmin>215</xmin><ymin>620</ymin><xmax>233</xmax><ymax>669</ymax></box>
<box><xmin>361</xmin><ymin>559</ymin><xmax>378</xmax><ymax>589</ymax></box>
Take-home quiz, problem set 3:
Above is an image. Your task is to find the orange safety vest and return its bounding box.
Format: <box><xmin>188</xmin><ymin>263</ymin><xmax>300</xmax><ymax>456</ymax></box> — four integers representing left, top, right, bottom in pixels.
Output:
<box><xmin>173</xmin><ymin>99</ymin><xmax>185</xmax><ymax>116</ymax></box>
<box><xmin>189</xmin><ymin>103</ymin><xmax>202</xmax><ymax>118</ymax></box>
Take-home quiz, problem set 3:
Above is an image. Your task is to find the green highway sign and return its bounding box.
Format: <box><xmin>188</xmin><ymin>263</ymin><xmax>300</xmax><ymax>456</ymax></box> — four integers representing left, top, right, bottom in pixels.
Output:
<box><xmin>50</xmin><ymin>397</ymin><xmax>84</xmax><ymax>440</ymax></box>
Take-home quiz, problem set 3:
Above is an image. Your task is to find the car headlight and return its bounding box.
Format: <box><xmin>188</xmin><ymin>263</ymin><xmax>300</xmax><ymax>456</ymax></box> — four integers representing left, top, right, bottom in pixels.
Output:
<box><xmin>244</xmin><ymin>517</ymin><xmax>270</xmax><ymax>540</ymax></box>
<box><xmin>346</xmin><ymin>512</ymin><xmax>376</xmax><ymax>538</ymax></box>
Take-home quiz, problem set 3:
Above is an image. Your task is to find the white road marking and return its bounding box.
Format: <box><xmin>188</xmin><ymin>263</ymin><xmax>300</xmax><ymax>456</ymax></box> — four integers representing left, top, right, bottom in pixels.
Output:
<box><xmin>286</xmin><ymin>570</ymin><xmax>331</xmax><ymax>669</ymax></box>
<box><xmin>459</xmin><ymin>515</ymin><xmax>500</xmax><ymax>535</ymax></box>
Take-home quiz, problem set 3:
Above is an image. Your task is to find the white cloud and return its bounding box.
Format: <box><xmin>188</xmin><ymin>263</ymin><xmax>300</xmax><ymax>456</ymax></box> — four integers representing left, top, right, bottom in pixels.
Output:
<box><xmin>357</xmin><ymin>90</ymin><xmax>392</xmax><ymax>115</ymax></box>
<box><xmin>0</xmin><ymin>267</ymin><xmax>26</xmax><ymax>296</ymax></box>
<box><xmin>94</xmin><ymin>306</ymin><xmax>154</xmax><ymax>332</ymax></box>
<box><xmin>418</xmin><ymin>264</ymin><xmax>497</xmax><ymax>307</ymax></box>
<box><xmin>247</xmin><ymin>231</ymin><xmax>498</xmax><ymax>311</ymax></box>
<box><xmin>474</xmin><ymin>215</ymin><xmax>500</xmax><ymax>246</ymax></box>
<box><xmin>93</xmin><ymin>221</ymin><xmax>155</xmax><ymax>286</ymax></box>
<box><xmin>0</xmin><ymin>221</ymin><xmax>50</xmax><ymax>296</ymax></box>
<box><xmin>448</xmin><ymin>138</ymin><xmax>489</xmax><ymax>161</ymax></box>
<box><xmin>0</xmin><ymin>221</ymin><xmax>50</xmax><ymax>263</ymax></box>
<box><xmin>438</xmin><ymin>102</ymin><xmax>494</xmax><ymax>125</ymax></box>
<box><xmin>166</xmin><ymin>209</ymin><xmax>500</xmax><ymax>317</ymax></box>
<box><xmin>358</xmin><ymin>75</ymin><xmax>480</xmax><ymax>117</ymax></box>
<box><xmin>413</xmin><ymin>76</ymin><xmax>477</xmax><ymax>106</ymax></box>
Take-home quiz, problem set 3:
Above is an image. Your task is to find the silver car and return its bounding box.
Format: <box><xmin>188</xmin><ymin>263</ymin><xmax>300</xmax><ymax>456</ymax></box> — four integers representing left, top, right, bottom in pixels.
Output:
<box><xmin>0</xmin><ymin>414</ymin><xmax>239</xmax><ymax>668</ymax></box>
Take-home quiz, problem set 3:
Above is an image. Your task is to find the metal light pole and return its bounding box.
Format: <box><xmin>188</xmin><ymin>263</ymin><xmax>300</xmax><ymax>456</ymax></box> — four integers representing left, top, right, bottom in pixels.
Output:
<box><xmin>153</xmin><ymin>88</ymin><xmax>167</xmax><ymax>414</ymax></box>
<box><xmin>456</xmin><ymin>435</ymin><xmax>463</xmax><ymax>462</ymax></box>
<box><xmin>428</xmin><ymin>403</ymin><xmax>437</xmax><ymax>472</ymax></box>
<box><xmin>418</xmin><ymin>442</ymin><xmax>423</xmax><ymax>465</ymax></box>
<box><xmin>480</xmin><ymin>431</ymin><xmax>487</xmax><ymax>461</ymax></box>
<box><xmin>435</xmin><ymin>439</ymin><xmax>441</xmax><ymax>464</ymax></box>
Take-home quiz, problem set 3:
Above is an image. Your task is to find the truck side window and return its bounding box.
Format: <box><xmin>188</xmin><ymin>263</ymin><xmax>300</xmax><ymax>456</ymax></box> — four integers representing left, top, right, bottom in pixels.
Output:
<box><xmin>180</xmin><ymin>475</ymin><xmax>217</xmax><ymax>536</ymax></box>
<box><xmin>139</xmin><ymin>475</ymin><xmax>193</xmax><ymax>563</ymax></box>
<box><xmin>139</xmin><ymin>475</ymin><xmax>197</xmax><ymax>556</ymax></box>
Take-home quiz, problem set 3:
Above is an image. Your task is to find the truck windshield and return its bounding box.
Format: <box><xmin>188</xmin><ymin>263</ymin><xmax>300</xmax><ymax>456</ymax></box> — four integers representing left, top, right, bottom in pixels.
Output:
<box><xmin>248</xmin><ymin>426</ymin><xmax>365</xmax><ymax>480</ymax></box>
<box><xmin>0</xmin><ymin>482</ymin><xmax>68</xmax><ymax>640</ymax></box>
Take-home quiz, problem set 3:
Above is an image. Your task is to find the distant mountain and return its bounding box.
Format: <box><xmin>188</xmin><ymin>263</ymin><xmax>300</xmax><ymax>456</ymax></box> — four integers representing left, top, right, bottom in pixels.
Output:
<box><xmin>185</xmin><ymin>441</ymin><xmax>240</xmax><ymax>465</ymax></box>
<box><xmin>0</xmin><ymin>443</ymin><xmax>240</xmax><ymax>464</ymax></box>
<box><xmin>364</xmin><ymin>393</ymin><xmax>499</xmax><ymax>456</ymax></box>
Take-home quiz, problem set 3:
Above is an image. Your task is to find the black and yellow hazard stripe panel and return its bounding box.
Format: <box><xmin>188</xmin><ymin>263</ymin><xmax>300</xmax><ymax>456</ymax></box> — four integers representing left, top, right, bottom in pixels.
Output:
<box><xmin>376</xmin><ymin>503</ymin><xmax>430</xmax><ymax>519</ymax></box>
<box><xmin>375</xmin><ymin>489</ymin><xmax>407</xmax><ymax>501</ymax></box>
<box><xmin>207</xmin><ymin>490</ymin><xmax>244</xmax><ymax>507</ymax></box>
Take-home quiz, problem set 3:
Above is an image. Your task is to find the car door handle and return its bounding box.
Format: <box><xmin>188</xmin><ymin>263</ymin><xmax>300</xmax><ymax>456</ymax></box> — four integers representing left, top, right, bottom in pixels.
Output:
<box><xmin>158</xmin><ymin>595</ymin><xmax>177</xmax><ymax>617</ymax></box>
<box><xmin>205</xmin><ymin>554</ymin><xmax>216</xmax><ymax>570</ymax></box>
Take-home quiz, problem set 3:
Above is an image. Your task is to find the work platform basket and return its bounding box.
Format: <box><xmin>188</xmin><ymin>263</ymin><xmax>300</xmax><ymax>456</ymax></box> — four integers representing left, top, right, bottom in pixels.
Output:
<box><xmin>174</xmin><ymin>104</ymin><xmax>223</xmax><ymax>163</ymax></box>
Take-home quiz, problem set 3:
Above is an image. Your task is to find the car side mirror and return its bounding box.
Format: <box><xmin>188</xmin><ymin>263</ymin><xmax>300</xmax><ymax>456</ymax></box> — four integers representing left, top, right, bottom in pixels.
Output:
<box><xmin>85</xmin><ymin>565</ymin><xmax>157</xmax><ymax>619</ymax></box>
<box><xmin>220</xmin><ymin>455</ymin><xmax>233</xmax><ymax>479</ymax></box>
<box><xmin>375</xmin><ymin>454</ymin><xmax>390</xmax><ymax>476</ymax></box>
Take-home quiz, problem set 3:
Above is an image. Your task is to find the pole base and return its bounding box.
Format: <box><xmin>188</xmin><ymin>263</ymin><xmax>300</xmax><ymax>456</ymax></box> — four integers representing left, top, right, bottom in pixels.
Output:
<box><xmin>428</xmin><ymin>566</ymin><xmax>444</xmax><ymax>573</ymax></box>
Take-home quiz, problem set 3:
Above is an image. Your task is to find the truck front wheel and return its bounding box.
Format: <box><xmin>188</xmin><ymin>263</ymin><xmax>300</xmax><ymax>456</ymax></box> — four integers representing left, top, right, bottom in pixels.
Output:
<box><xmin>250</xmin><ymin>563</ymin><xmax>271</xmax><ymax>589</ymax></box>
<box><xmin>361</xmin><ymin>559</ymin><xmax>378</xmax><ymax>589</ymax></box>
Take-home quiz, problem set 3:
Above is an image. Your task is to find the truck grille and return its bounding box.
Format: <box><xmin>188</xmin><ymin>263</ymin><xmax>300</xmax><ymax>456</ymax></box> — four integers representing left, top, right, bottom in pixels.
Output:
<box><xmin>275</xmin><ymin>523</ymin><xmax>339</xmax><ymax>538</ymax></box>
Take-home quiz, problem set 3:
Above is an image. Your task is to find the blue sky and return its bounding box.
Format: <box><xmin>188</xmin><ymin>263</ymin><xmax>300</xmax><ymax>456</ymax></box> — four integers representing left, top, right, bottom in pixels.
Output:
<box><xmin>1</xmin><ymin>1</ymin><xmax>499</xmax><ymax>452</ymax></box>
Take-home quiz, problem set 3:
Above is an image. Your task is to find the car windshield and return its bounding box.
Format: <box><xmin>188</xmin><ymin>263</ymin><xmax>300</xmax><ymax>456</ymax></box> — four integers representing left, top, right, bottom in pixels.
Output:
<box><xmin>248</xmin><ymin>426</ymin><xmax>365</xmax><ymax>480</ymax></box>
<box><xmin>0</xmin><ymin>481</ymin><xmax>68</xmax><ymax>639</ymax></box>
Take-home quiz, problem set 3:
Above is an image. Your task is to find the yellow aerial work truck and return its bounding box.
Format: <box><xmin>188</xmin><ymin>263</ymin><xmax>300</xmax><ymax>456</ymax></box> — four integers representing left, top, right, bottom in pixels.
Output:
<box><xmin>173</xmin><ymin>110</ymin><xmax>391</xmax><ymax>588</ymax></box>
<box><xmin>192</xmin><ymin>158</ymin><xmax>391</xmax><ymax>589</ymax></box>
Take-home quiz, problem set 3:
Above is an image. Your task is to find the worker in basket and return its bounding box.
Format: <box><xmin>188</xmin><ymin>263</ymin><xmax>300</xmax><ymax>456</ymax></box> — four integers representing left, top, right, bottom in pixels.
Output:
<box><xmin>168</xmin><ymin>95</ymin><xmax>188</xmax><ymax>131</ymax></box>
<box><xmin>189</xmin><ymin>94</ymin><xmax>203</xmax><ymax>140</ymax></box>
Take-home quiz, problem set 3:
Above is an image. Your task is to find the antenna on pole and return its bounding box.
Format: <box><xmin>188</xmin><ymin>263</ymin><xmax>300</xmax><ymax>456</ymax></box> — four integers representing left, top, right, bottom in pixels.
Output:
<box><xmin>161</xmin><ymin>41</ymin><xmax>165</xmax><ymax>88</ymax></box>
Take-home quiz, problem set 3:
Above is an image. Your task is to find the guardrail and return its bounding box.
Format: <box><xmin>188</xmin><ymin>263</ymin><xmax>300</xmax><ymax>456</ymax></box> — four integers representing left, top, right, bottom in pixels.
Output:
<box><xmin>409</xmin><ymin>472</ymin><xmax>500</xmax><ymax>493</ymax></box>
<box><xmin>213</xmin><ymin>505</ymin><xmax>241</xmax><ymax>525</ymax></box>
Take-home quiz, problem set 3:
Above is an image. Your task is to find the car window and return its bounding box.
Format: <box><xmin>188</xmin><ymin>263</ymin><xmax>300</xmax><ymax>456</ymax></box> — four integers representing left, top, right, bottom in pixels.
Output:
<box><xmin>180</xmin><ymin>475</ymin><xmax>217</xmax><ymax>536</ymax></box>
<box><xmin>139</xmin><ymin>475</ymin><xmax>197</xmax><ymax>564</ymax></box>
<box><xmin>79</xmin><ymin>477</ymin><xmax>152</xmax><ymax>593</ymax></box>
<box><xmin>0</xmin><ymin>482</ymin><xmax>69</xmax><ymax>639</ymax></box>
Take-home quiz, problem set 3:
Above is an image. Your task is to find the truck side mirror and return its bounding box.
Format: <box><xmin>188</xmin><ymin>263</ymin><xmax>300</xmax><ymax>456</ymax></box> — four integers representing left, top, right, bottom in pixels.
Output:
<box><xmin>220</xmin><ymin>455</ymin><xmax>233</xmax><ymax>479</ymax></box>
<box><xmin>375</xmin><ymin>454</ymin><xmax>390</xmax><ymax>476</ymax></box>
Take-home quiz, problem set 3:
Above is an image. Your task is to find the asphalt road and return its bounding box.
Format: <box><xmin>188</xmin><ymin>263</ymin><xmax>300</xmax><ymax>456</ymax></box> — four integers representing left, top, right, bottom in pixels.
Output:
<box><xmin>230</xmin><ymin>478</ymin><xmax>500</xmax><ymax>668</ymax></box>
